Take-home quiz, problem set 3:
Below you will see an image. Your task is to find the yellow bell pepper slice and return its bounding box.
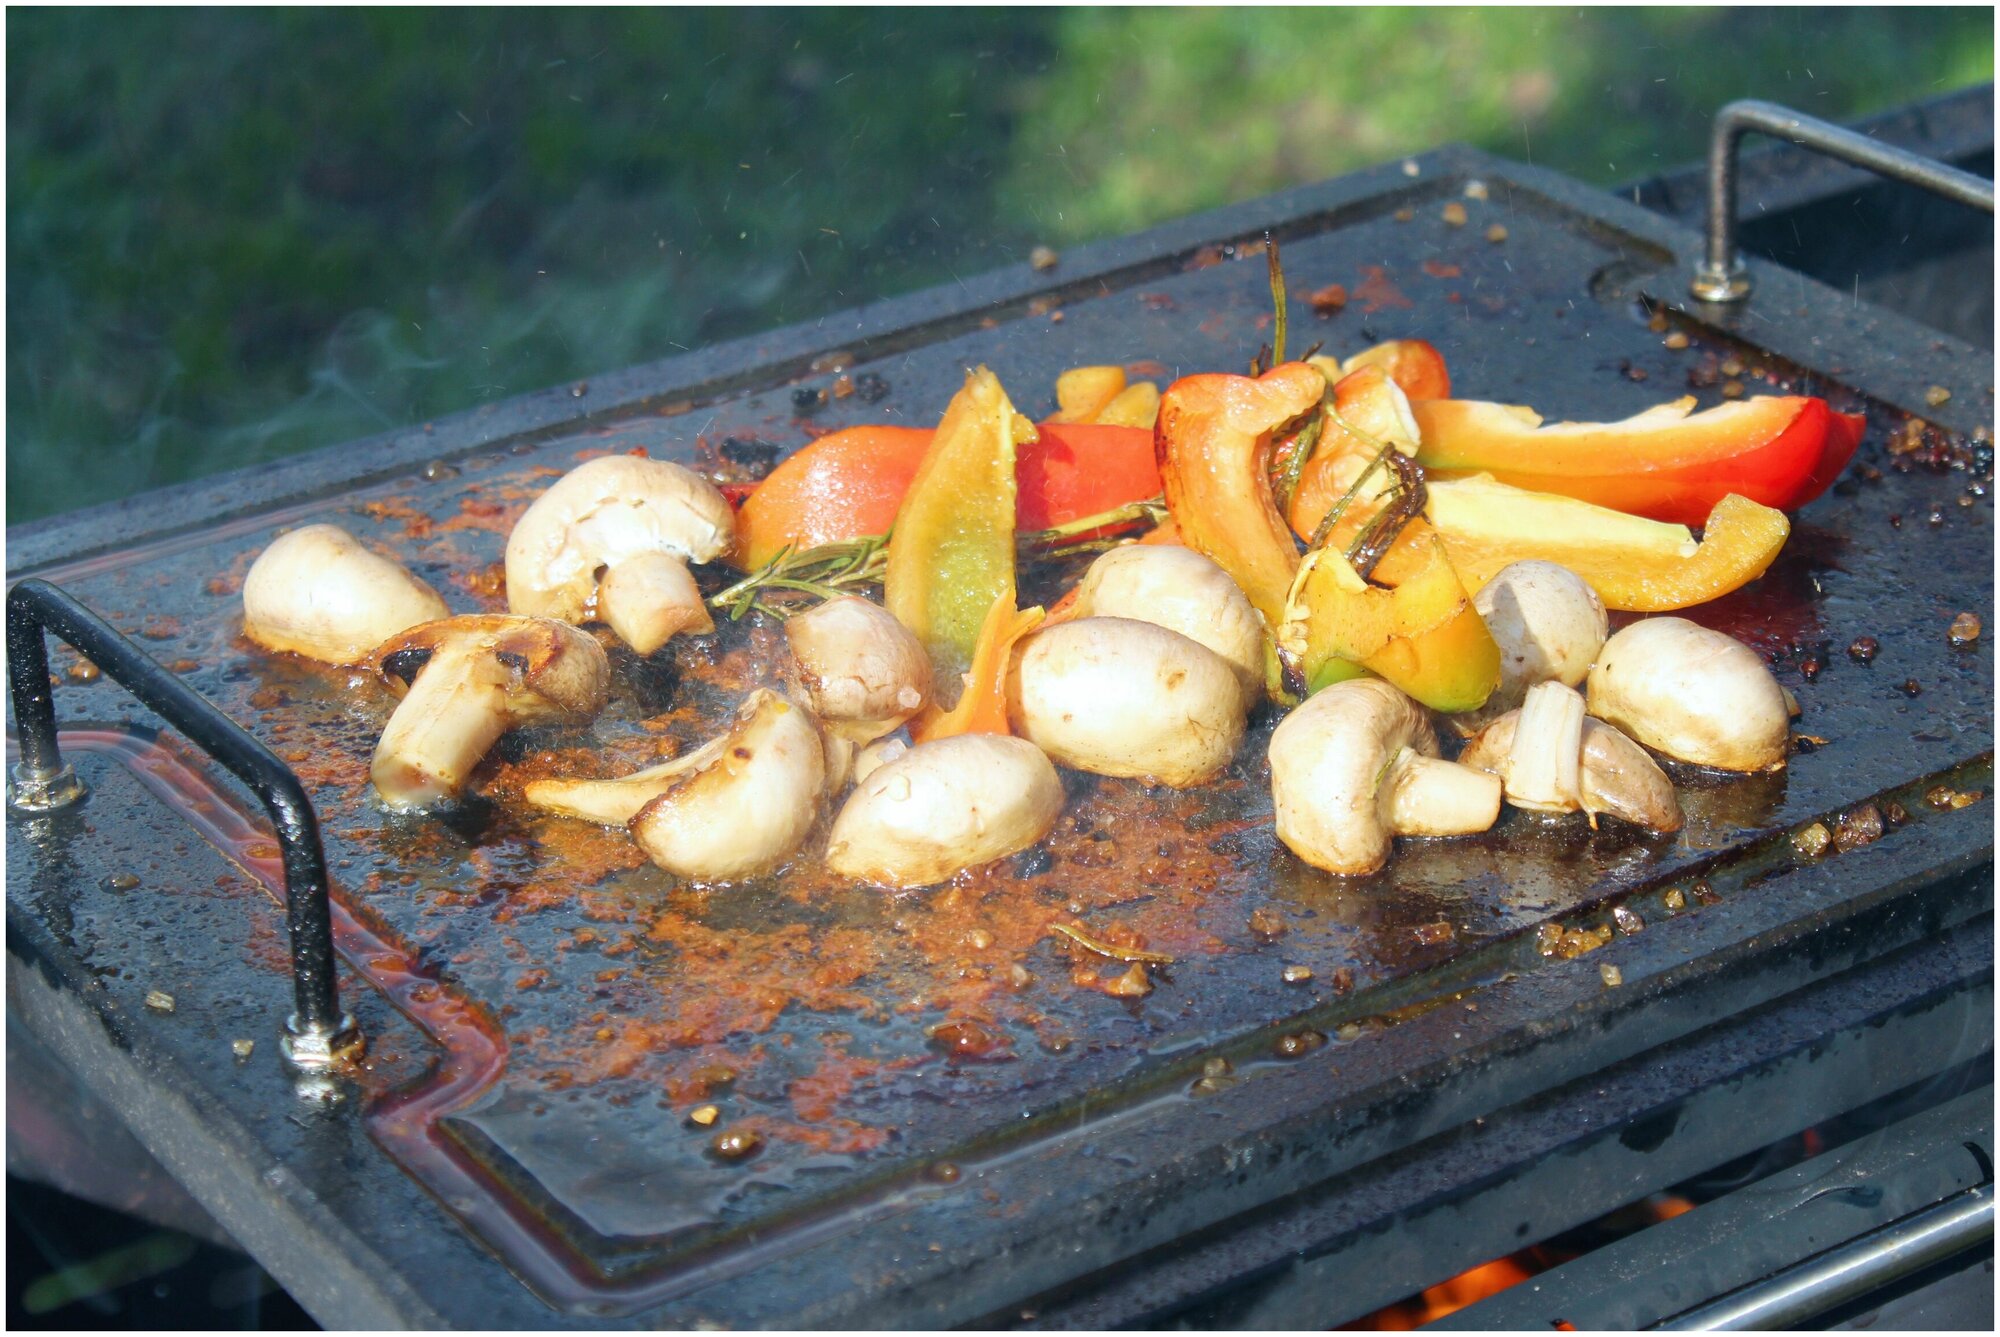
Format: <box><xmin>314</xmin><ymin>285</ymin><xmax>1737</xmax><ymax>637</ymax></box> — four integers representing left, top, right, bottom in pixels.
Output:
<box><xmin>1278</xmin><ymin>521</ymin><xmax>1499</xmax><ymax>710</ymax></box>
<box><xmin>884</xmin><ymin>367</ymin><xmax>1033</xmax><ymax>697</ymax></box>
<box><xmin>1424</xmin><ymin>473</ymin><xmax>1790</xmax><ymax>612</ymax></box>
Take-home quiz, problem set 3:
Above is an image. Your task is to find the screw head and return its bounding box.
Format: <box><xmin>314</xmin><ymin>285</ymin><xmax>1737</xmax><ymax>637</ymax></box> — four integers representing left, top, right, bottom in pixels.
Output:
<box><xmin>9</xmin><ymin>762</ymin><xmax>86</xmax><ymax>813</ymax></box>
<box><xmin>1690</xmin><ymin>260</ymin><xmax>1752</xmax><ymax>304</ymax></box>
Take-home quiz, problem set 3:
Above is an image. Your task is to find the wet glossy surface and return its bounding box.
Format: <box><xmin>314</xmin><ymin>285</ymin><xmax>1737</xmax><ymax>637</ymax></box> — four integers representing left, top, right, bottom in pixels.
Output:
<box><xmin>8</xmin><ymin>158</ymin><xmax>1992</xmax><ymax>1316</ymax></box>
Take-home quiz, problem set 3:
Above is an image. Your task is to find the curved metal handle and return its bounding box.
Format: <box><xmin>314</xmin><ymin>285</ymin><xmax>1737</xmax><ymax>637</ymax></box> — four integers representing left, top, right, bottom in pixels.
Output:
<box><xmin>1692</xmin><ymin>98</ymin><xmax>1996</xmax><ymax>303</ymax></box>
<box><xmin>6</xmin><ymin>577</ymin><xmax>361</xmax><ymax>1071</ymax></box>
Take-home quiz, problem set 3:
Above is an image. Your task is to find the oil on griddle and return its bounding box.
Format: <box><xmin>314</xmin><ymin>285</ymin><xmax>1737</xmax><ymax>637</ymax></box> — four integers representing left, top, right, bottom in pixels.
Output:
<box><xmin>26</xmin><ymin>178</ymin><xmax>1993</xmax><ymax>1296</ymax></box>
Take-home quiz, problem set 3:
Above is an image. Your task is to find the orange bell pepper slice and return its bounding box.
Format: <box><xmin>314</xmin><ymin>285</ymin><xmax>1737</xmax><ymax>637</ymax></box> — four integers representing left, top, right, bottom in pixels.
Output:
<box><xmin>1339</xmin><ymin>338</ymin><xmax>1452</xmax><ymax>401</ymax></box>
<box><xmin>1155</xmin><ymin>362</ymin><xmax>1328</xmax><ymax>632</ymax></box>
<box><xmin>1423</xmin><ymin>473</ymin><xmax>1790</xmax><ymax>612</ymax></box>
<box><xmin>913</xmin><ymin>594</ymin><xmax>1045</xmax><ymax>742</ymax></box>
<box><xmin>734</xmin><ymin>425</ymin><xmax>931</xmax><ymax>571</ymax></box>
<box><xmin>734</xmin><ymin>422</ymin><xmax>1160</xmax><ymax>571</ymax></box>
<box><xmin>1411</xmin><ymin>394</ymin><xmax>1865</xmax><ymax>526</ymax></box>
<box><xmin>1285</xmin><ymin>364</ymin><xmax>1420</xmax><ymax>547</ymax></box>
<box><xmin>1278</xmin><ymin>521</ymin><xmax>1498</xmax><ymax>708</ymax></box>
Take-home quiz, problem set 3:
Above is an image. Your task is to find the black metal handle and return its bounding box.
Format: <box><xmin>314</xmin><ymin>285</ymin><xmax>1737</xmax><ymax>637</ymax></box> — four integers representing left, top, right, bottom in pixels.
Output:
<box><xmin>6</xmin><ymin>577</ymin><xmax>361</xmax><ymax>1070</ymax></box>
<box><xmin>1692</xmin><ymin>98</ymin><xmax>1996</xmax><ymax>303</ymax></box>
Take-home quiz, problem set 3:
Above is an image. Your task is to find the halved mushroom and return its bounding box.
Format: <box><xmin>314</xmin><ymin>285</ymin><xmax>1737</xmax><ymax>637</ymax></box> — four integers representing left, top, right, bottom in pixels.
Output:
<box><xmin>242</xmin><ymin>524</ymin><xmax>450</xmax><ymax>664</ymax></box>
<box><xmin>626</xmin><ymin>691</ymin><xmax>825</xmax><ymax>881</ymax></box>
<box><xmin>1458</xmin><ymin>682</ymin><xmax>1683</xmax><ymax>830</ymax></box>
<box><xmin>1454</xmin><ymin>560</ymin><xmax>1608</xmax><ymax>732</ymax></box>
<box><xmin>1269</xmin><ymin>678</ymin><xmax>1502</xmax><ymax>876</ymax></box>
<box><xmin>1007</xmin><ymin>617</ymin><xmax>1247</xmax><ymax>787</ymax></box>
<box><xmin>371</xmin><ymin>615</ymin><xmax>610</xmax><ymax>809</ymax></box>
<box><xmin>504</xmin><ymin>455</ymin><xmax>734</xmax><ymax>654</ymax></box>
<box><xmin>1067</xmin><ymin>545</ymin><xmax>1265</xmax><ymax>706</ymax></box>
<box><xmin>783</xmin><ymin>596</ymin><xmax>932</xmax><ymax>741</ymax></box>
<box><xmin>1586</xmin><ymin>617</ymin><xmax>1790</xmax><ymax>772</ymax></box>
<box><xmin>825</xmin><ymin>733</ymin><xmax>1062</xmax><ymax>888</ymax></box>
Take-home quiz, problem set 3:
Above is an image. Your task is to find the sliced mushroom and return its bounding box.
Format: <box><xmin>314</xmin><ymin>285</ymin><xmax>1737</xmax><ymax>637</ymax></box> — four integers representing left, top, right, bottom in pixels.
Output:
<box><xmin>504</xmin><ymin>455</ymin><xmax>734</xmax><ymax>654</ymax></box>
<box><xmin>1458</xmin><ymin>682</ymin><xmax>1683</xmax><ymax>830</ymax></box>
<box><xmin>242</xmin><ymin>524</ymin><xmax>450</xmax><ymax>664</ymax></box>
<box><xmin>627</xmin><ymin>691</ymin><xmax>825</xmax><ymax>881</ymax></box>
<box><xmin>524</xmin><ymin>740</ymin><xmax>731</xmax><ymax>827</ymax></box>
<box><xmin>1586</xmin><ymin>617</ymin><xmax>1790</xmax><ymax>772</ymax></box>
<box><xmin>1067</xmin><ymin>545</ymin><xmax>1265</xmax><ymax>706</ymax></box>
<box><xmin>1269</xmin><ymin>678</ymin><xmax>1502</xmax><ymax>876</ymax></box>
<box><xmin>783</xmin><ymin>596</ymin><xmax>931</xmax><ymax>742</ymax></box>
<box><xmin>1455</xmin><ymin>560</ymin><xmax>1608</xmax><ymax>732</ymax></box>
<box><xmin>825</xmin><ymin>734</ymin><xmax>1062</xmax><ymax>888</ymax></box>
<box><xmin>371</xmin><ymin>615</ymin><xmax>610</xmax><ymax>809</ymax></box>
<box><xmin>1007</xmin><ymin>617</ymin><xmax>1247</xmax><ymax>787</ymax></box>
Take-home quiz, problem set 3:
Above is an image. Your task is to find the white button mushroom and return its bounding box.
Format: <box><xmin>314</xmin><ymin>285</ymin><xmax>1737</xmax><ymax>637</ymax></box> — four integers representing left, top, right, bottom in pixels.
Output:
<box><xmin>504</xmin><ymin>455</ymin><xmax>734</xmax><ymax>654</ymax></box>
<box><xmin>1455</xmin><ymin>560</ymin><xmax>1608</xmax><ymax>732</ymax></box>
<box><xmin>1067</xmin><ymin>545</ymin><xmax>1266</xmax><ymax>707</ymax></box>
<box><xmin>1007</xmin><ymin>616</ymin><xmax>1248</xmax><ymax>788</ymax></box>
<box><xmin>1269</xmin><ymin>678</ymin><xmax>1503</xmax><ymax>876</ymax></box>
<box><xmin>626</xmin><ymin>690</ymin><xmax>826</xmax><ymax>882</ymax></box>
<box><xmin>1457</xmin><ymin>681</ymin><xmax>1683</xmax><ymax>830</ymax></box>
<box><xmin>241</xmin><ymin>524</ymin><xmax>450</xmax><ymax>665</ymax></box>
<box><xmin>370</xmin><ymin>615</ymin><xmax>610</xmax><ymax>809</ymax></box>
<box><xmin>850</xmin><ymin>731</ymin><xmax>911</xmax><ymax>786</ymax></box>
<box><xmin>825</xmin><ymin>734</ymin><xmax>1062</xmax><ymax>888</ymax></box>
<box><xmin>1586</xmin><ymin>617</ymin><xmax>1790</xmax><ymax>772</ymax></box>
<box><xmin>782</xmin><ymin>595</ymin><xmax>932</xmax><ymax>742</ymax></box>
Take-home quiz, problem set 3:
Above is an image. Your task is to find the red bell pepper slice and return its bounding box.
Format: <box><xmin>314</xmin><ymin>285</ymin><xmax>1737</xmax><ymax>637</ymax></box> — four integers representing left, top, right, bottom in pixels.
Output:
<box><xmin>1410</xmin><ymin>394</ymin><xmax>1866</xmax><ymax>527</ymax></box>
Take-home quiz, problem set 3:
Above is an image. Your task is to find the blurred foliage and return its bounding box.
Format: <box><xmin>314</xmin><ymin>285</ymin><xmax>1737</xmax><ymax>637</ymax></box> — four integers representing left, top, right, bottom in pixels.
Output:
<box><xmin>1003</xmin><ymin>7</ymin><xmax>1995</xmax><ymax>240</ymax></box>
<box><xmin>7</xmin><ymin>7</ymin><xmax>1991</xmax><ymax>522</ymax></box>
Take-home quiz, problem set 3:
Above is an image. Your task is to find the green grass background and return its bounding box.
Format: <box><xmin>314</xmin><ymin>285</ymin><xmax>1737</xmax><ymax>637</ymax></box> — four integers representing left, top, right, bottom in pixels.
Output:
<box><xmin>8</xmin><ymin>7</ymin><xmax>1991</xmax><ymax>522</ymax></box>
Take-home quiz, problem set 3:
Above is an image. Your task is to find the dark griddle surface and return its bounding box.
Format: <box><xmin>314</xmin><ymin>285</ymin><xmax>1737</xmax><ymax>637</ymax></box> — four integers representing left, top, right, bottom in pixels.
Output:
<box><xmin>7</xmin><ymin>145</ymin><xmax>1993</xmax><ymax>1329</ymax></box>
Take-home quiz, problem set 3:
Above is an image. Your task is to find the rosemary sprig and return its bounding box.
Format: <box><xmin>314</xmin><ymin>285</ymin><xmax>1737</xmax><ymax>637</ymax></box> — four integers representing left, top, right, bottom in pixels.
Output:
<box><xmin>1269</xmin><ymin>405</ymin><xmax>1324</xmax><ymax>521</ymax></box>
<box><xmin>1050</xmin><ymin>921</ymin><xmax>1176</xmax><ymax>965</ymax></box>
<box><xmin>707</xmin><ymin>533</ymin><xmax>891</xmax><ymax>621</ymax></box>
<box><xmin>709</xmin><ymin>498</ymin><xmax>1172</xmax><ymax>621</ymax></box>
<box><xmin>1344</xmin><ymin>450</ymin><xmax>1427</xmax><ymax>580</ymax></box>
<box><xmin>1266</xmin><ymin>231</ymin><xmax>1287</xmax><ymax>366</ymax></box>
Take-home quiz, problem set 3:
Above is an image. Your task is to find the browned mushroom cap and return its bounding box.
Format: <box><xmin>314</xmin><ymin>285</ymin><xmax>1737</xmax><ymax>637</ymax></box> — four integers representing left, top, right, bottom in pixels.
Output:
<box><xmin>370</xmin><ymin>614</ymin><xmax>610</xmax><ymax>809</ymax></box>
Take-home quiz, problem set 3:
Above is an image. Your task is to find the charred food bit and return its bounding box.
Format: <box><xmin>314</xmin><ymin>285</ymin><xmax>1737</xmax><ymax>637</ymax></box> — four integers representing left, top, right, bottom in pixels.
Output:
<box><xmin>825</xmin><ymin>734</ymin><xmax>1062</xmax><ymax>888</ymax></box>
<box><xmin>1586</xmin><ymin>617</ymin><xmax>1791</xmax><ymax>772</ymax></box>
<box><xmin>1458</xmin><ymin>682</ymin><xmax>1683</xmax><ymax>831</ymax></box>
<box><xmin>242</xmin><ymin>524</ymin><xmax>450</xmax><ymax>664</ymax></box>
<box><xmin>1008</xmin><ymin>617</ymin><xmax>1248</xmax><ymax>787</ymax></box>
<box><xmin>371</xmin><ymin>615</ymin><xmax>610</xmax><ymax>809</ymax></box>
<box><xmin>505</xmin><ymin>455</ymin><xmax>734</xmax><ymax>654</ymax></box>
<box><xmin>1269</xmin><ymin>678</ymin><xmax>1502</xmax><ymax>876</ymax></box>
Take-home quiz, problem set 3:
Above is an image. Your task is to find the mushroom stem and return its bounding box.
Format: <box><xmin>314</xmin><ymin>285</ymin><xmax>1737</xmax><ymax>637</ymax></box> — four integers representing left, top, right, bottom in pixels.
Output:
<box><xmin>371</xmin><ymin>648</ymin><xmax>511</xmax><ymax>808</ymax></box>
<box><xmin>1506</xmin><ymin>680</ymin><xmax>1585</xmax><ymax>812</ymax></box>
<box><xmin>1382</xmin><ymin>751</ymin><xmax>1504</xmax><ymax>836</ymax></box>
<box><xmin>597</xmin><ymin>552</ymin><xmax>712</xmax><ymax>655</ymax></box>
